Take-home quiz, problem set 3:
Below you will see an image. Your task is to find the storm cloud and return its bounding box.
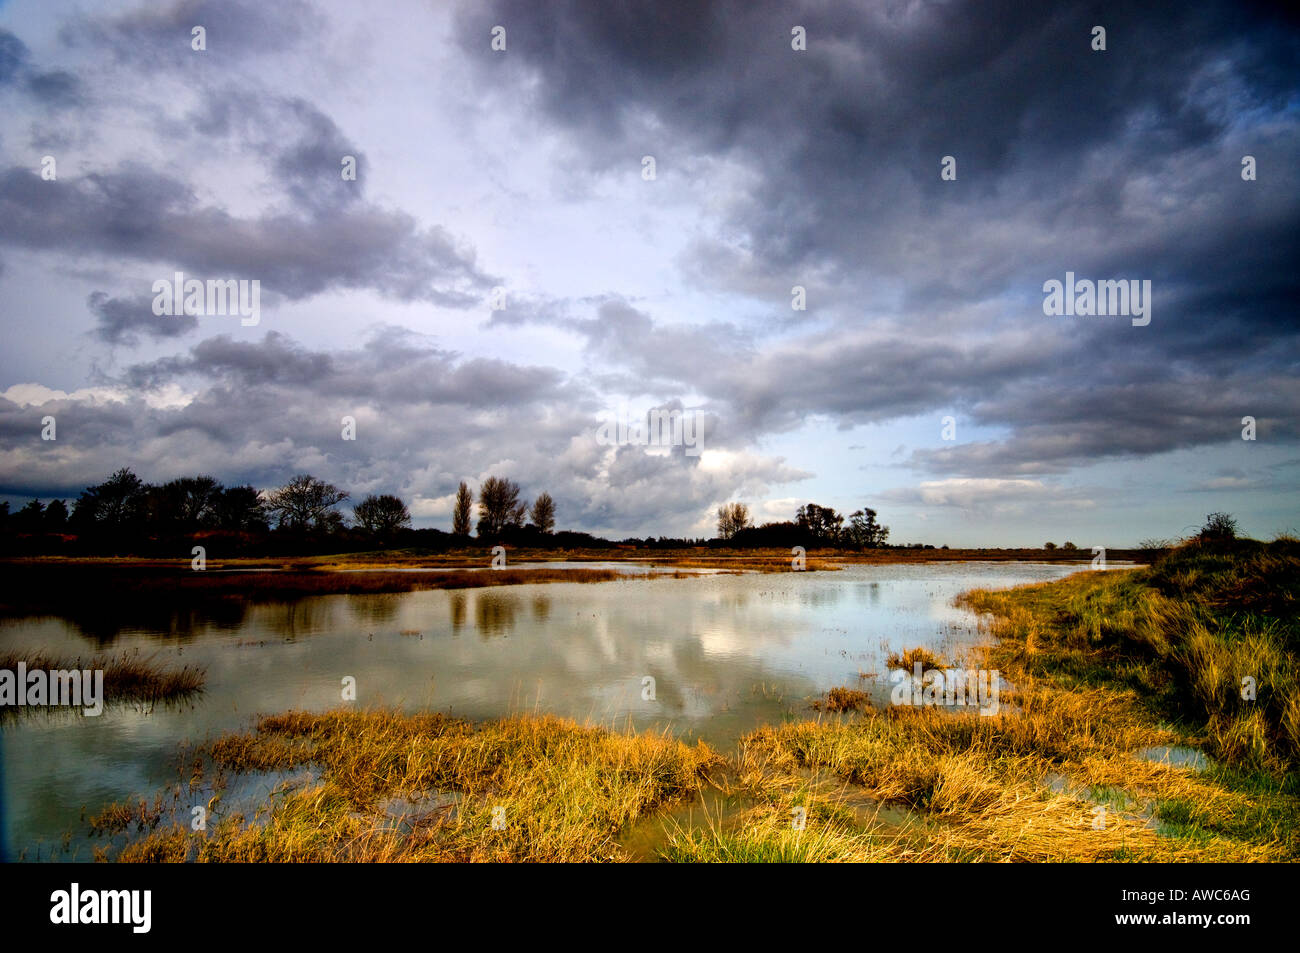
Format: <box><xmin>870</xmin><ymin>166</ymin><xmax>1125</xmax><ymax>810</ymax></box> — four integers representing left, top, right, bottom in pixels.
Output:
<box><xmin>0</xmin><ymin>0</ymin><xmax>1295</xmax><ymax>543</ymax></box>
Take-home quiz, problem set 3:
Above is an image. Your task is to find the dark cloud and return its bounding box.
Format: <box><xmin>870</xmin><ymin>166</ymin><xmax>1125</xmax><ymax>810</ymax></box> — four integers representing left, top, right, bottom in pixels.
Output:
<box><xmin>88</xmin><ymin>291</ymin><xmax>199</xmax><ymax>345</ymax></box>
<box><xmin>0</xmin><ymin>29</ymin><xmax>30</xmax><ymax>85</ymax></box>
<box><xmin>60</xmin><ymin>0</ymin><xmax>323</xmax><ymax>67</ymax></box>
<box><xmin>0</xmin><ymin>162</ymin><xmax>495</xmax><ymax>306</ymax></box>
<box><xmin>0</xmin><ymin>28</ymin><xmax>81</xmax><ymax>107</ymax></box>
<box><xmin>0</xmin><ymin>325</ymin><xmax>803</xmax><ymax>535</ymax></box>
<box><xmin>458</xmin><ymin>0</ymin><xmax>1300</xmax><ymax>477</ymax></box>
<box><xmin>25</xmin><ymin>70</ymin><xmax>82</xmax><ymax>107</ymax></box>
<box><xmin>908</xmin><ymin>372</ymin><xmax>1300</xmax><ymax>476</ymax></box>
<box><xmin>0</xmin><ymin>1</ymin><xmax>1296</xmax><ymax>537</ymax></box>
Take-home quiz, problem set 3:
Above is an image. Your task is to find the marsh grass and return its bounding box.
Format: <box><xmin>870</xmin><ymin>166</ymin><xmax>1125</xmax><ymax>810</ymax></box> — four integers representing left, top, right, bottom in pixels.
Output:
<box><xmin>719</xmin><ymin>539</ymin><xmax>1300</xmax><ymax>862</ymax></box>
<box><xmin>659</xmin><ymin>805</ymin><xmax>881</xmax><ymax>862</ymax></box>
<box><xmin>104</xmin><ymin>710</ymin><xmax>721</xmax><ymax>862</ymax></box>
<box><xmin>812</xmin><ymin>687</ymin><xmax>872</xmax><ymax>712</ymax></box>
<box><xmin>0</xmin><ymin>650</ymin><xmax>204</xmax><ymax>718</ymax></box>
<box><xmin>885</xmin><ymin>647</ymin><xmax>949</xmax><ymax>672</ymax></box>
<box><xmin>961</xmin><ymin>538</ymin><xmax>1300</xmax><ymax>772</ymax></box>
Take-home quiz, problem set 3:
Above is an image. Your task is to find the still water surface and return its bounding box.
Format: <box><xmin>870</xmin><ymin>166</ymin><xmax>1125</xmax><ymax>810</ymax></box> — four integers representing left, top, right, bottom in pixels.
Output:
<box><xmin>0</xmin><ymin>561</ymin><xmax>1097</xmax><ymax>857</ymax></box>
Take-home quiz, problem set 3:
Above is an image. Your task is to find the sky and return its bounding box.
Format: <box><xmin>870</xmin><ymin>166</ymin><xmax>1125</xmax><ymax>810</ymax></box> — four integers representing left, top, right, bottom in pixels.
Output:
<box><xmin>0</xmin><ymin>0</ymin><xmax>1296</xmax><ymax>546</ymax></box>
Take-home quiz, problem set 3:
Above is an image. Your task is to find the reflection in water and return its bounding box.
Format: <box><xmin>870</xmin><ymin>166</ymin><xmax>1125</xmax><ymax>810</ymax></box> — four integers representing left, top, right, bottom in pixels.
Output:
<box><xmin>278</xmin><ymin>599</ymin><xmax>334</xmax><ymax>642</ymax></box>
<box><xmin>474</xmin><ymin>591</ymin><xmax>519</xmax><ymax>637</ymax></box>
<box><xmin>449</xmin><ymin>591</ymin><xmax>467</xmax><ymax>632</ymax></box>
<box><xmin>0</xmin><ymin>561</ymin><xmax>1093</xmax><ymax>859</ymax></box>
<box><xmin>798</xmin><ymin>585</ymin><xmax>846</xmax><ymax>608</ymax></box>
<box><xmin>348</xmin><ymin>594</ymin><xmax>402</xmax><ymax>629</ymax></box>
<box><xmin>717</xmin><ymin>591</ymin><xmax>750</xmax><ymax>612</ymax></box>
<box><xmin>56</xmin><ymin>599</ymin><xmax>252</xmax><ymax>646</ymax></box>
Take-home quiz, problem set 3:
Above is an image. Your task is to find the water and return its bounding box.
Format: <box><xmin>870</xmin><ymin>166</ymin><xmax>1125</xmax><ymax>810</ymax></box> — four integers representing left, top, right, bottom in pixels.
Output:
<box><xmin>0</xmin><ymin>561</ymin><xmax>1097</xmax><ymax>858</ymax></box>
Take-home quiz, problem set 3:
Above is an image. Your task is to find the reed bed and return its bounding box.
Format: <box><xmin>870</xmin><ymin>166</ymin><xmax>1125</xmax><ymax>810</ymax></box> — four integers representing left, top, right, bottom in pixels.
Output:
<box><xmin>105</xmin><ymin>710</ymin><xmax>721</xmax><ymax>863</ymax></box>
<box><xmin>0</xmin><ymin>650</ymin><xmax>204</xmax><ymax>717</ymax></box>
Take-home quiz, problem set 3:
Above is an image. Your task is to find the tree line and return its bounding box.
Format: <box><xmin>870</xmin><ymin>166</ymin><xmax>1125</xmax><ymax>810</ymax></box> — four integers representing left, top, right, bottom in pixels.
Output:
<box><xmin>1</xmin><ymin>468</ymin><xmax>895</xmax><ymax>554</ymax></box>
<box><xmin>0</xmin><ymin>469</ymin><xmax>559</xmax><ymax>549</ymax></box>
<box><xmin>715</xmin><ymin>501</ymin><xmax>891</xmax><ymax>548</ymax></box>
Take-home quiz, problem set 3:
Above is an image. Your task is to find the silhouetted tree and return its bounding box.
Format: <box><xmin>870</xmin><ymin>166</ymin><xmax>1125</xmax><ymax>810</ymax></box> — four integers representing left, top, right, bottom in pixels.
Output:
<box><xmin>1200</xmin><ymin>512</ymin><xmax>1238</xmax><ymax>541</ymax></box>
<box><xmin>353</xmin><ymin>494</ymin><xmax>412</xmax><ymax>537</ymax></box>
<box><xmin>265</xmin><ymin>474</ymin><xmax>349</xmax><ymax>531</ymax></box>
<box><xmin>530</xmin><ymin>492</ymin><xmax>556</xmax><ymax>534</ymax></box>
<box><xmin>212</xmin><ymin>485</ymin><xmax>268</xmax><ymax>531</ymax></box>
<box><xmin>716</xmin><ymin>502</ymin><xmax>751</xmax><ymax>539</ymax></box>
<box><xmin>43</xmin><ymin>499</ymin><xmax>68</xmax><ymax>530</ymax></box>
<box><xmin>478</xmin><ymin>476</ymin><xmax>524</xmax><ymax>537</ymax></box>
<box><xmin>144</xmin><ymin>476</ymin><xmax>224</xmax><ymax>529</ymax></box>
<box><xmin>13</xmin><ymin>499</ymin><xmax>44</xmax><ymax>533</ymax></box>
<box><xmin>796</xmin><ymin>503</ymin><xmax>843</xmax><ymax>542</ymax></box>
<box><xmin>452</xmin><ymin>481</ymin><xmax>473</xmax><ymax>536</ymax></box>
<box><xmin>845</xmin><ymin>507</ymin><xmax>889</xmax><ymax>547</ymax></box>
<box><xmin>73</xmin><ymin>468</ymin><xmax>146</xmax><ymax>528</ymax></box>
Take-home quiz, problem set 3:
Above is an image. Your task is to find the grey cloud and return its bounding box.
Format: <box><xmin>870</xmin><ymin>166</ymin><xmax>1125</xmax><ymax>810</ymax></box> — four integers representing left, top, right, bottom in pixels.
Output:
<box><xmin>61</xmin><ymin>0</ymin><xmax>322</xmax><ymax>67</ymax></box>
<box><xmin>0</xmin><ymin>163</ymin><xmax>496</xmax><ymax>306</ymax></box>
<box><xmin>457</xmin><ymin>0</ymin><xmax>1300</xmax><ymax>475</ymax></box>
<box><xmin>0</xmin><ymin>29</ymin><xmax>27</xmax><ymax>85</ymax></box>
<box><xmin>0</xmin><ymin>325</ymin><xmax>808</xmax><ymax>536</ymax></box>
<box><xmin>88</xmin><ymin>291</ymin><xmax>198</xmax><ymax>345</ymax></box>
<box><xmin>0</xmin><ymin>28</ymin><xmax>81</xmax><ymax>107</ymax></box>
<box><xmin>25</xmin><ymin>70</ymin><xmax>82</xmax><ymax>107</ymax></box>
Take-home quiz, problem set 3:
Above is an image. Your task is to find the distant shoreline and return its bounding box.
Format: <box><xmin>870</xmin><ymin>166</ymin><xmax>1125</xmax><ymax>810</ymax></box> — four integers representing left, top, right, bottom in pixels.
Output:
<box><xmin>0</xmin><ymin>545</ymin><xmax>1154</xmax><ymax>571</ymax></box>
<box><xmin>0</xmin><ymin>549</ymin><xmax>1148</xmax><ymax>616</ymax></box>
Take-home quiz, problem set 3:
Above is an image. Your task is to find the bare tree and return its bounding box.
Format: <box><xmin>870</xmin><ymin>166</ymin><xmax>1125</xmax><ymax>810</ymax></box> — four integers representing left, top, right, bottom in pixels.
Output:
<box><xmin>452</xmin><ymin>481</ymin><xmax>474</xmax><ymax>536</ymax></box>
<box><xmin>353</xmin><ymin>494</ymin><xmax>411</xmax><ymax>537</ymax></box>
<box><xmin>212</xmin><ymin>485</ymin><xmax>268</xmax><ymax>531</ymax></box>
<box><xmin>265</xmin><ymin>474</ymin><xmax>349</xmax><ymax>531</ymax></box>
<box><xmin>477</xmin><ymin>476</ymin><xmax>523</xmax><ymax>537</ymax></box>
<box><xmin>717</xmin><ymin>502</ymin><xmax>751</xmax><ymax>539</ymax></box>
<box><xmin>148</xmin><ymin>475</ymin><xmax>223</xmax><ymax>528</ymax></box>
<box><xmin>531</xmin><ymin>492</ymin><xmax>556</xmax><ymax>534</ymax></box>
<box><xmin>73</xmin><ymin>468</ymin><xmax>146</xmax><ymax>528</ymax></box>
<box><xmin>1200</xmin><ymin>512</ymin><xmax>1239</xmax><ymax>541</ymax></box>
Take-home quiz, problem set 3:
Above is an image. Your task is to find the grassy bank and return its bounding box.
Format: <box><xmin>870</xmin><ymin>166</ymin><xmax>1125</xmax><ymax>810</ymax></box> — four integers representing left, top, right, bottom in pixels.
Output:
<box><xmin>712</xmin><ymin>537</ymin><xmax>1299</xmax><ymax>862</ymax></box>
<box><xmin>961</xmin><ymin>537</ymin><xmax>1298</xmax><ymax>771</ymax></box>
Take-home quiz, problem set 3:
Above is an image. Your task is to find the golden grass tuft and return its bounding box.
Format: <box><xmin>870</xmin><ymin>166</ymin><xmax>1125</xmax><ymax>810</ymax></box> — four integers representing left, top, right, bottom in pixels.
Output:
<box><xmin>886</xmin><ymin>647</ymin><xmax>949</xmax><ymax>672</ymax></box>
<box><xmin>812</xmin><ymin>687</ymin><xmax>872</xmax><ymax>712</ymax></box>
<box><xmin>107</xmin><ymin>709</ymin><xmax>722</xmax><ymax>863</ymax></box>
